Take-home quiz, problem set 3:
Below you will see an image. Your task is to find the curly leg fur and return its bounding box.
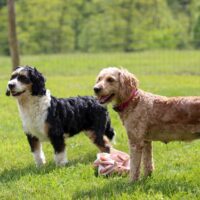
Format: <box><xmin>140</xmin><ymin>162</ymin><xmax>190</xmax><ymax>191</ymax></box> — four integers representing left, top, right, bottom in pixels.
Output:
<box><xmin>143</xmin><ymin>141</ymin><xmax>154</xmax><ymax>177</ymax></box>
<box><xmin>129</xmin><ymin>142</ymin><xmax>143</xmax><ymax>182</ymax></box>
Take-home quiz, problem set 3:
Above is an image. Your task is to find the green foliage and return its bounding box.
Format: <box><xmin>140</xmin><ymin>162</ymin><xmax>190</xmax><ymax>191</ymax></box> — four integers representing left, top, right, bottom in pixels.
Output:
<box><xmin>0</xmin><ymin>52</ymin><xmax>200</xmax><ymax>199</ymax></box>
<box><xmin>193</xmin><ymin>16</ymin><xmax>200</xmax><ymax>47</ymax></box>
<box><xmin>15</xmin><ymin>0</ymin><xmax>74</xmax><ymax>54</ymax></box>
<box><xmin>0</xmin><ymin>0</ymin><xmax>200</xmax><ymax>54</ymax></box>
<box><xmin>0</xmin><ymin>3</ymin><xmax>9</xmax><ymax>55</ymax></box>
<box><xmin>192</xmin><ymin>0</ymin><xmax>200</xmax><ymax>48</ymax></box>
<box><xmin>0</xmin><ymin>0</ymin><xmax>6</xmax><ymax>7</ymax></box>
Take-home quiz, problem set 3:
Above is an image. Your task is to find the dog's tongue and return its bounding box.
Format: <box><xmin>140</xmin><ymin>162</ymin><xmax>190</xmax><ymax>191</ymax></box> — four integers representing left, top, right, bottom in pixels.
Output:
<box><xmin>99</xmin><ymin>95</ymin><xmax>109</xmax><ymax>103</ymax></box>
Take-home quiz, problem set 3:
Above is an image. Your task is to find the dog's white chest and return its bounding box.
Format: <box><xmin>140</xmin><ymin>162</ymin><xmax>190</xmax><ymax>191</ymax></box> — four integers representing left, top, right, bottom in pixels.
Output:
<box><xmin>18</xmin><ymin>91</ymin><xmax>51</xmax><ymax>141</ymax></box>
<box><xmin>21</xmin><ymin>108</ymin><xmax>48</xmax><ymax>141</ymax></box>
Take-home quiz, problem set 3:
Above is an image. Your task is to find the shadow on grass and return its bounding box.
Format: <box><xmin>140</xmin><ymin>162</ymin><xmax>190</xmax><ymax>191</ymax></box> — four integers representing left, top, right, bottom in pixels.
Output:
<box><xmin>72</xmin><ymin>176</ymin><xmax>197</xmax><ymax>199</ymax></box>
<box><xmin>0</xmin><ymin>162</ymin><xmax>55</xmax><ymax>184</ymax></box>
<box><xmin>0</xmin><ymin>151</ymin><xmax>95</xmax><ymax>184</ymax></box>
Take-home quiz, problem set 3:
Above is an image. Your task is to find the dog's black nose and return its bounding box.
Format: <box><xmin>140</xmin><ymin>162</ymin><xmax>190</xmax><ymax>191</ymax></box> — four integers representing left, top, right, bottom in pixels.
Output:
<box><xmin>8</xmin><ymin>83</ymin><xmax>15</xmax><ymax>89</ymax></box>
<box><xmin>94</xmin><ymin>87</ymin><xmax>102</xmax><ymax>94</ymax></box>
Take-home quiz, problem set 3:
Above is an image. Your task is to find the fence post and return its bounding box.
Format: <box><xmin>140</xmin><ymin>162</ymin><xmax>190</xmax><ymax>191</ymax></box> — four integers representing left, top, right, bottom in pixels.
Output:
<box><xmin>7</xmin><ymin>0</ymin><xmax>20</xmax><ymax>71</ymax></box>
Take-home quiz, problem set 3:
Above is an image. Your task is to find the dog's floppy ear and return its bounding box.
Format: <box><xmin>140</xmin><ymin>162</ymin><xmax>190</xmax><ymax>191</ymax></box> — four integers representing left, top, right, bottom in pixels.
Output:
<box><xmin>13</xmin><ymin>66</ymin><xmax>20</xmax><ymax>71</ymax></box>
<box><xmin>118</xmin><ymin>68</ymin><xmax>139</xmax><ymax>90</ymax></box>
<box><xmin>118</xmin><ymin>68</ymin><xmax>139</xmax><ymax>99</ymax></box>
<box><xmin>29</xmin><ymin>67</ymin><xmax>46</xmax><ymax>96</ymax></box>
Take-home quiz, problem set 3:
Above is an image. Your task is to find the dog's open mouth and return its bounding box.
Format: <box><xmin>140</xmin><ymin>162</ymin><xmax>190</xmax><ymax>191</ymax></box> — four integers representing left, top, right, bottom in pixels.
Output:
<box><xmin>11</xmin><ymin>90</ymin><xmax>25</xmax><ymax>97</ymax></box>
<box><xmin>98</xmin><ymin>94</ymin><xmax>115</xmax><ymax>104</ymax></box>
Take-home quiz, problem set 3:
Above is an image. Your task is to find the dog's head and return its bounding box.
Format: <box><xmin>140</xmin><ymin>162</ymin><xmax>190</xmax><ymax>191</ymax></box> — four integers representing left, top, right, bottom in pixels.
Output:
<box><xmin>6</xmin><ymin>66</ymin><xmax>46</xmax><ymax>98</ymax></box>
<box><xmin>94</xmin><ymin>67</ymin><xmax>138</xmax><ymax>104</ymax></box>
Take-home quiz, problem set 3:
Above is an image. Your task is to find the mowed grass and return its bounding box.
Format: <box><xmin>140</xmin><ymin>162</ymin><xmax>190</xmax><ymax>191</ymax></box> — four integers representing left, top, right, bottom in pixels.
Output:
<box><xmin>0</xmin><ymin>50</ymin><xmax>200</xmax><ymax>199</ymax></box>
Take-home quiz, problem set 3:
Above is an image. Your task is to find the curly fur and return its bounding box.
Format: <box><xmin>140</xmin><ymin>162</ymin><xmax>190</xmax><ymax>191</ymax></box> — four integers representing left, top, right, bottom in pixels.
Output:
<box><xmin>7</xmin><ymin>66</ymin><xmax>115</xmax><ymax>167</ymax></box>
<box><xmin>94</xmin><ymin>67</ymin><xmax>200</xmax><ymax>182</ymax></box>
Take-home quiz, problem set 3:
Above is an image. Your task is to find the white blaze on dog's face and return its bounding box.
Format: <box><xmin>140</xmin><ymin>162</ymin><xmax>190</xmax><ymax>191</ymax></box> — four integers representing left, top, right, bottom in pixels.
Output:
<box><xmin>94</xmin><ymin>67</ymin><xmax>121</xmax><ymax>104</ymax></box>
<box><xmin>6</xmin><ymin>67</ymin><xmax>32</xmax><ymax>97</ymax></box>
<box><xmin>6</xmin><ymin>66</ymin><xmax>46</xmax><ymax>98</ymax></box>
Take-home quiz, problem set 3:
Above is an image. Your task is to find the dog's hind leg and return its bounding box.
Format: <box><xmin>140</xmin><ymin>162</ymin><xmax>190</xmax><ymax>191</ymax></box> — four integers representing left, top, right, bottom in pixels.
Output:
<box><xmin>87</xmin><ymin>131</ymin><xmax>111</xmax><ymax>153</ymax></box>
<box><xmin>48</xmin><ymin>132</ymin><xmax>68</xmax><ymax>166</ymax></box>
<box><xmin>105</xmin><ymin>119</ymin><xmax>115</xmax><ymax>142</ymax></box>
<box><xmin>26</xmin><ymin>134</ymin><xmax>46</xmax><ymax>167</ymax></box>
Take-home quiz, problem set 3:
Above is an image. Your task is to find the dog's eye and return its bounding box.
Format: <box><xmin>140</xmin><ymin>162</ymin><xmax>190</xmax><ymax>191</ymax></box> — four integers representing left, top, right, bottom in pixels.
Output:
<box><xmin>18</xmin><ymin>75</ymin><xmax>30</xmax><ymax>83</ymax></box>
<box><xmin>106</xmin><ymin>77</ymin><xmax>115</xmax><ymax>83</ymax></box>
<box><xmin>97</xmin><ymin>77</ymin><xmax>102</xmax><ymax>82</ymax></box>
<box><xmin>10</xmin><ymin>74</ymin><xmax>17</xmax><ymax>80</ymax></box>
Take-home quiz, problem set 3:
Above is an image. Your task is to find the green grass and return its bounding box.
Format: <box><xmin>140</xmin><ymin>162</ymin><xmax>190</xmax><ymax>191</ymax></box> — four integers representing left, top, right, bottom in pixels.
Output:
<box><xmin>0</xmin><ymin>50</ymin><xmax>200</xmax><ymax>199</ymax></box>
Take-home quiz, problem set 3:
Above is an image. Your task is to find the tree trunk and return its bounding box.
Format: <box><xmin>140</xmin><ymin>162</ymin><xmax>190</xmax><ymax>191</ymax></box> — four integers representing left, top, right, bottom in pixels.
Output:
<box><xmin>7</xmin><ymin>0</ymin><xmax>20</xmax><ymax>70</ymax></box>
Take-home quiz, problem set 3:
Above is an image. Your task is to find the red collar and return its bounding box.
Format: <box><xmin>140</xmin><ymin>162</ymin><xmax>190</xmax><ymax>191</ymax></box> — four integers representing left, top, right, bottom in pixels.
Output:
<box><xmin>113</xmin><ymin>90</ymin><xmax>138</xmax><ymax>112</ymax></box>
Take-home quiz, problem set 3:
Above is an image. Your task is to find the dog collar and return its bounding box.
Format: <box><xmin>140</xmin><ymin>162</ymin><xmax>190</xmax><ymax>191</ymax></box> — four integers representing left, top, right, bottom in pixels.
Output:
<box><xmin>113</xmin><ymin>89</ymin><xmax>138</xmax><ymax>112</ymax></box>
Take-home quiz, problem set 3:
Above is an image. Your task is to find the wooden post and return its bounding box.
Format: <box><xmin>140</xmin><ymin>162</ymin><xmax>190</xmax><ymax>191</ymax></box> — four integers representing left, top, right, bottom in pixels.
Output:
<box><xmin>7</xmin><ymin>0</ymin><xmax>20</xmax><ymax>70</ymax></box>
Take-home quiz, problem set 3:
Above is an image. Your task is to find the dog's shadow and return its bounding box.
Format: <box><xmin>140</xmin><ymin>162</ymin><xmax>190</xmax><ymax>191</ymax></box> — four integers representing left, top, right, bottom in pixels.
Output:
<box><xmin>0</xmin><ymin>152</ymin><xmax>95</xmax><ymax>184</ymax></box>
<box><xmin>72</xmin><ymin>176</ymin><xmax>197</xmax><ymax>199</ymax></box>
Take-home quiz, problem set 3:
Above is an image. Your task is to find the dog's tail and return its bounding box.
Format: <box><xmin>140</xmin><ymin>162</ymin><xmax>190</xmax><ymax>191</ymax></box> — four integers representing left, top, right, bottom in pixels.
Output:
<box><xmin>105</xmin><ymin>118</ymin><xmax>115</xmax><ymax>141</ymax></box>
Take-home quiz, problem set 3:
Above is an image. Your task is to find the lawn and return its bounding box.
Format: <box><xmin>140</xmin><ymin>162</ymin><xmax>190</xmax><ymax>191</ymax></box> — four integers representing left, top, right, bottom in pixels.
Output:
<box><xmin>0</xmin><ymin>50</ymin><xmax>200</xmax><ymax>199</ymax></box>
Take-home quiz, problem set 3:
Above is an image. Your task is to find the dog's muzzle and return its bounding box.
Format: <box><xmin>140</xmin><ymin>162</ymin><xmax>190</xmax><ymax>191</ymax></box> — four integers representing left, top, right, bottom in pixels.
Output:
<box><xmin>94</xmin><ymin>87</ymin><xmax>102</xmax><ymax>94</ymax></box>
<box><xmin>6</xmin><ymin>83</ymin><xmax>16</xmax><ymax>96</ymax></box>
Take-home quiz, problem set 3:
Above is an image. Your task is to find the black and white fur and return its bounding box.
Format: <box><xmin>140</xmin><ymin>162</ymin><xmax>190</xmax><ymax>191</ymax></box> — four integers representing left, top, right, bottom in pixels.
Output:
<box><xmin>6</xmin><ymin>66</ymin><xmax>115</xmax><ymax>166</ymax></box>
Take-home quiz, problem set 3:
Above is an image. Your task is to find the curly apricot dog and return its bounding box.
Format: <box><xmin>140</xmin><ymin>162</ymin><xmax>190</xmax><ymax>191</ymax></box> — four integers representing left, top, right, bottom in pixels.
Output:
<box><xmin>94</xmin><ymin>67</ymin><xmax>200</xmax><ymax>182</ymax></box>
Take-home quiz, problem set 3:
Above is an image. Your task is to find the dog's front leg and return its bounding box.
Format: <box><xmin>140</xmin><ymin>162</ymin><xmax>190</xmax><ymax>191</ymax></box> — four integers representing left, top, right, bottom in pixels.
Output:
<box><xmin>48</xmin><ymin>132</ymin><xmax>67</xmax><ymax>166</ymax></box>
<box><xmin>142</xmin><ymin>141</ymin><xmax>154</xmax><ymax>177</ymax></box>
<box><xmin>128</xmin><ymin>139</ymin><xmax>144</xmax><ymax>182</ymax></box>
<box><xmin>26</xmin><ymin>134</ymin><xmax>46</xmax><ymax>167</ymax></box>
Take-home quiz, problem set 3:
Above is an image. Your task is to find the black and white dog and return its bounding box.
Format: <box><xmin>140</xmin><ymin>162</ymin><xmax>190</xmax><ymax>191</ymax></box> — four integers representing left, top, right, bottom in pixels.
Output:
<box><xmin>6</xmin><ymin>66</ymin><xmax>115</xmax><ymax>167</ymax></box>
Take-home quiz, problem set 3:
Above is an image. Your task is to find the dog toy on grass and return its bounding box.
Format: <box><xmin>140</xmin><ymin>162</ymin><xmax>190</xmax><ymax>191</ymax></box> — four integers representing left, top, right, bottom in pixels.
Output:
<box><xmin>94</xmin><ymin>148</ymin><xmax>130</xmax><ymax>176</ymax></box>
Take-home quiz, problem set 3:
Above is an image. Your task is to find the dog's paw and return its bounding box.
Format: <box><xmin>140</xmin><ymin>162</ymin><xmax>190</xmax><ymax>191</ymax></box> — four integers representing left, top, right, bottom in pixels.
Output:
<box><xmin>35</xmin><ymin>159</ymin><xmax>46</xmax><ymax>167</ymax></box>
<box><xmin>129</xmin><ymin>173</ymin><xmax>140</xmax><ymax>183</ymax></box>
<box><xmin>129</xmin><ymin>177</ymin><xmax>139</xmax><ymax>183</ymax></box>
<box><xmin>56</xmin><ymin>159</ymin><xmax>68</xmax><ymax>167</ymax></box>
<box><xmin>54</xmin><ymin>151</ymin><xmax>68</xmax><ymax>167</ymax></box>
<box><xmin>33</xmin><ymin>151</ymin><xmax>46</xmax><ymax>167</ymax></box>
